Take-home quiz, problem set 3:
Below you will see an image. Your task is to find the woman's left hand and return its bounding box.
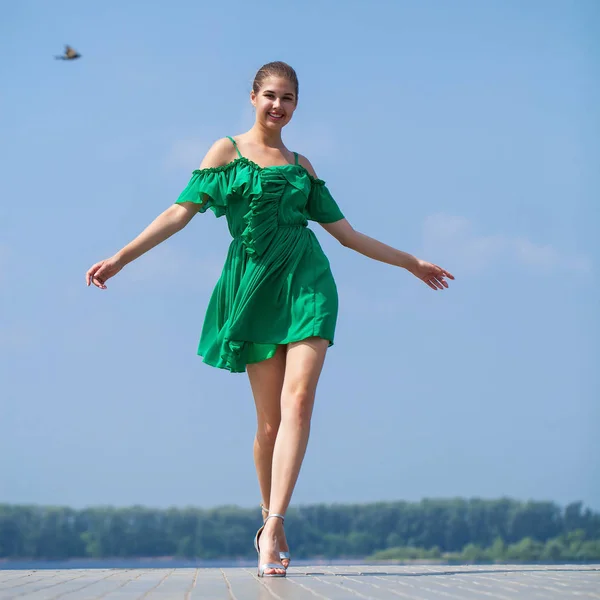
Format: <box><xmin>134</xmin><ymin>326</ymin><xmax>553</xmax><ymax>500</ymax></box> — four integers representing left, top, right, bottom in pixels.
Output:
<box><xmin>408</xmin><ymin>259</ymin><xmax>455</xmax><ymax>290</ymax></box>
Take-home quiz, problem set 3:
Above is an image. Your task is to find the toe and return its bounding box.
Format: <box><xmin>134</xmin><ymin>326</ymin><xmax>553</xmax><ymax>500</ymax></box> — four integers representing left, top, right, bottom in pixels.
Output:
<box><xmin>264</xmin><ymin>565</ymin><xmax>285</xmax><ymax>575</ymax></box>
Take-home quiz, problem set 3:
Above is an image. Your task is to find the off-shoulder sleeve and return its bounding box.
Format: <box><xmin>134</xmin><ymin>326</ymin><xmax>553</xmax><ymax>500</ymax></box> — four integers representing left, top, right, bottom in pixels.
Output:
<box><xmin>175</xmin><ymin>168</ymin><xmax>230</xmax><ymax>218</ymax></box>
<box><xmin>305</xmin><ymin>180</ymin><xmax>344</xmax><ymax>223</ymax></box>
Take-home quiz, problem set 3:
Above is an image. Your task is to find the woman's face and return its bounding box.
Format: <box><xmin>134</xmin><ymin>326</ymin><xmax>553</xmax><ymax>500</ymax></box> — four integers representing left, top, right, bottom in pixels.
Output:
<box><xmin>251</xmin><ymin>76</ymin><xmax>297</xmax><ymax>129</ymax></box>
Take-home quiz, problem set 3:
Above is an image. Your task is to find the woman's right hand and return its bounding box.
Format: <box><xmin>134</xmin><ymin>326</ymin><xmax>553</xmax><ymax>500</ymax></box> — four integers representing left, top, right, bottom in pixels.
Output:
<box><xmin>86</xmin><ymin>256</ymin><xmax>124</xmax><ymax>289</ymax></box>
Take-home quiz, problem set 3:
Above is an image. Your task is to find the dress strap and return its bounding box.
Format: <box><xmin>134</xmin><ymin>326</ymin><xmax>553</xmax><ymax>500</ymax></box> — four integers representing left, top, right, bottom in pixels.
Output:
<box><xmin>227</xmin><ymin>136</ymin><xmax>243</xmax><ymax>158</ymax></box>
<box><xmin>293</xmin><ymin>151</ymin><xmax>299</xmax><ymax>166</ymax></box>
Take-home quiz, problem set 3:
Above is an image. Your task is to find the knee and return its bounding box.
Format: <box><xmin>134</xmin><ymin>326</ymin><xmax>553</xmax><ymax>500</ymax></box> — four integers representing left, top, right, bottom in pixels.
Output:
<box><xmin>282</xmin><ymin>385</ymin><xmax>315</xmax><ymax>427</ymax></box>
<box><xmin>256</xmin><ymin>420</ymin><xmax>279</xmax><ymax>447</ymax></box>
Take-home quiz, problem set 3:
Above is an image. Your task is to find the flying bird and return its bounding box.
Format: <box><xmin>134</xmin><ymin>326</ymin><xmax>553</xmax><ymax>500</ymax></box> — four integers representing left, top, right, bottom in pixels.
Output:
<box><xmin>55</xmin><ymin>45</ymin><xmax>81</xmax><ymax>60</ymax></box>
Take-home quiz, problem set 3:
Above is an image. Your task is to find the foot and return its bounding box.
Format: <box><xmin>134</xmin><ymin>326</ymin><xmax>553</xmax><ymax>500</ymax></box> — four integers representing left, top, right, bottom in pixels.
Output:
<box><xmin>261</xmin><ymin>506</ymin><xmax>290</xmax><ymax>569</ymax></box>
<box><xmin>278</xmin><ymin>531</ymin><xmax>290</xmax><ymax>569</ymax></box>
<box><xmin>258</xmin><ymin>517</ymin><xmax>286</xmax><ymax>576</ymax></box>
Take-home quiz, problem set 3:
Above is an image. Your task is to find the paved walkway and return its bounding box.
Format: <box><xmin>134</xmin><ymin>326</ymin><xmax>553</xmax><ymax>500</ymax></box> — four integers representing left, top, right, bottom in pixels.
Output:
<box><xmin>1</xmin><ymin>565</ymin><xmax>598</xmax><ymax>599</ymax></box>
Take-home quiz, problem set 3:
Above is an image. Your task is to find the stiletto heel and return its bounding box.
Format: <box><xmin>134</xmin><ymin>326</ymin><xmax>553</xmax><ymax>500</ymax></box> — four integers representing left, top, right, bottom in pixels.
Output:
<box><xmin>253</xmin><ymin>524</ymin><xmax>264</xmax><ymax>554</ymax></box>
<box><xmin>256</xmin><ymin>514</ymin><xmax>286</xmax><ymax>578</ymax></box>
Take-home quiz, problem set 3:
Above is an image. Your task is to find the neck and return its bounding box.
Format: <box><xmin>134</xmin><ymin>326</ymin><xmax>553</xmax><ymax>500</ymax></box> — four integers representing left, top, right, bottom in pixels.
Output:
<box><xmin>247</xmin><ymin>122</ymin><xmax>284</xmax><ymax>148</ymax></box>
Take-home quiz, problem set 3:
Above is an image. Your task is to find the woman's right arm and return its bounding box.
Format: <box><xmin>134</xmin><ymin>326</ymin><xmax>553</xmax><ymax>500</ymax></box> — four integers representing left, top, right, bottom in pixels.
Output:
<box><xmin>85</xmin><ymin>203</ymin><xmax>197</xmax><ymax>288</ymax></box>
<box><xmin>86</xmin><ymin>138</ymin><xmax>237</xmax><ymax>289</ymax></box>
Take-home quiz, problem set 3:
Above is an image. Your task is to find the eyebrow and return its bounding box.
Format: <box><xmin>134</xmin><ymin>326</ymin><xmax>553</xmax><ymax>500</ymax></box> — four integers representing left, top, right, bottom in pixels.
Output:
<box><xmin>263</xmin><ymin>89</ymin><xmax>295</xmax><ymax>97</ymax></box>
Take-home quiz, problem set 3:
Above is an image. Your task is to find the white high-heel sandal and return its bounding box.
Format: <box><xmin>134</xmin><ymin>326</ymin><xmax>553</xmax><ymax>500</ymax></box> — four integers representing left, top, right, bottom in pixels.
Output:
<box><xmin>259</xmin><ymin>504</ymin><xmax>291</xmax><ymax>567</ymax></box>
<box><xmin>255</xmin><ymin>513</ymin><xmax>286</xmax><ymax>578</ymax></box>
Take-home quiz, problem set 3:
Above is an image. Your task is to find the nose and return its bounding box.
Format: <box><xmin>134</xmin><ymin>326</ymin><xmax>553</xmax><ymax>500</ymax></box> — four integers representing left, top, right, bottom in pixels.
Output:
<box><xmin>272</xmin><ymin>98</ymin><xmax>281</xmax><ymax>108</ymax></box>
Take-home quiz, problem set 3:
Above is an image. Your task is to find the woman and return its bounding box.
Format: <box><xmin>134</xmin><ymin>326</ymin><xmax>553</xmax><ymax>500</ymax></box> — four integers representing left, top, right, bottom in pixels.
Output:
<box><xmin>85</xmin><ymin>61</ymin><xmax>454</xmax><ymax>577</ymax></box>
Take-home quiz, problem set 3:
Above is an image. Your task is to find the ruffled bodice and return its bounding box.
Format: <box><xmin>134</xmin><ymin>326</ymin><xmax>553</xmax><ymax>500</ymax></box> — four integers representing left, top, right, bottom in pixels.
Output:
<box><xmin>175</xmin><ymin>157</ymin><xmax>344</xmax><ymax>258</ymax></box>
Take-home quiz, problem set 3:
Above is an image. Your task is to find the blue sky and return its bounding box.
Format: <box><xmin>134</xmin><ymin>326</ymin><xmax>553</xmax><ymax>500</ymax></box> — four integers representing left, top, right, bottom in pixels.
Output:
<box><xmin>1</xmin><ymin>0</ymin><xmax>598</xmax><ymax>512</ymax></box>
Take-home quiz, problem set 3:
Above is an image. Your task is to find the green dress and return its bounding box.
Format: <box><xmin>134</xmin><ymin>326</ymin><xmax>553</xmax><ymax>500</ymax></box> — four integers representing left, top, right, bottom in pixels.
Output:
<box><xmin>175</xmin><ymin>137</ymin><xmax>344</xmax><ymax>373</ymax></box>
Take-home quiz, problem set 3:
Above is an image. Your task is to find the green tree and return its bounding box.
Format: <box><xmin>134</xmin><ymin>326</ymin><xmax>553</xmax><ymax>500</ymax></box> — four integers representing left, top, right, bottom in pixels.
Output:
<box><xmin>505</xmin><ymin>537</ymin><xmax>544</xmax><ymax>562</ymax></box>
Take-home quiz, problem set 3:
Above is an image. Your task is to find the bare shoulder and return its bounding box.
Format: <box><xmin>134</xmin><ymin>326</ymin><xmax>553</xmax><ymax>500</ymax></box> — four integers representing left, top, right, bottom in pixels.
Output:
<box><xmin>296</xmin><ymin>153</ymin><xmax>319</xmax><ymax>178</ymax></box>
<box><xmin>198</xmin><ymin>137</ymin><xmax>238</xmax><ymax>170</ymax></box>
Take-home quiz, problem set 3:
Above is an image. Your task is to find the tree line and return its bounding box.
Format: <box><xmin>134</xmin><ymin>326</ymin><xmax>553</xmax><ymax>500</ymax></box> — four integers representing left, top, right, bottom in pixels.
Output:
<box><xmin>371</xmin><ymin>530</ymin><xmax>600</xmax><ymax>563</ymax></box>
<box><xmin>1</xmin><ymin>498</ymin><xmax>598</xmax><ymax>562</ymax></box>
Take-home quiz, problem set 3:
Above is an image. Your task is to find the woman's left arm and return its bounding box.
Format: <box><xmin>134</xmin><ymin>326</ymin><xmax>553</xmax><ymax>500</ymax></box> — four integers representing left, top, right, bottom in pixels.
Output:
<box><xmin>321</xmin><ymin>219</ymin><xmax>455</xmax><ymax>291</ymax></box>
<box><xmin>297</xmin><ymin>154</ymin><xmax>454</xmax><ymax>290</ymax></box>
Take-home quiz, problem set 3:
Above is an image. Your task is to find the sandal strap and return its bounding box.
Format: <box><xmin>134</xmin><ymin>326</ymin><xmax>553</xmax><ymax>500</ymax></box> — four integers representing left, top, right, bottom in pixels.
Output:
<box><xmin>265</xmin><ymin>513</ymin><xmax>285</xmax><ymax>524</ymax></box>
<box><xmin>259</xmin><ymin>563</ymin><xmax>286</xmax><ymax>577</ymax></box>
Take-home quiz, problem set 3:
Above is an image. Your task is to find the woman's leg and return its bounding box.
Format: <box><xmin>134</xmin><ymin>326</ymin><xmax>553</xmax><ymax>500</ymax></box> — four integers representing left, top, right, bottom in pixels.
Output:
<box><xmin>247</xmin><ymin>346</ymin><xmax>286</xmax><ymax>509</ymax></box>
<box><xmin>246</xmin><ymin>345</ymin><xmax>290</xmax><ymax>566</ymax></box>
<box><xmin>258</xmin><ymin>337</ymin><xmax>329</xmax><ymax>574</ymax></box>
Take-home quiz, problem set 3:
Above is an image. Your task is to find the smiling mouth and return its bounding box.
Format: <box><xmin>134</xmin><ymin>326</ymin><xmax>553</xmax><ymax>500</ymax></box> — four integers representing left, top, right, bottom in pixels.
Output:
<box><xmin>268</xmin><ymin>112</ymin><xmax>284</xmax><ymax>120</ymax></box>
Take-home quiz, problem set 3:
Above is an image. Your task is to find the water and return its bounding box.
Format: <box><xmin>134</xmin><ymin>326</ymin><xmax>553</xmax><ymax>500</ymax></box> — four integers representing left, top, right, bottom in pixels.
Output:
<box><xmin>0</xmin><ymin>558</ymin><xmax>374</xmax><ymax>570</ymax></box>
<box><xmin>1</xmin><ymin>558</ymin><xmax>590</xmax><ymax>570</ymax></box>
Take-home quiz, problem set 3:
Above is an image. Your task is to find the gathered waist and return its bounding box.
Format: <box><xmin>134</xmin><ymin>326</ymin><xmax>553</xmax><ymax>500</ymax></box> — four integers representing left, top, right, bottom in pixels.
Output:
<box><xmin>232</xmin><ymin>223</ymin><xmax>307</xmax><ymax>240</ymax></box>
